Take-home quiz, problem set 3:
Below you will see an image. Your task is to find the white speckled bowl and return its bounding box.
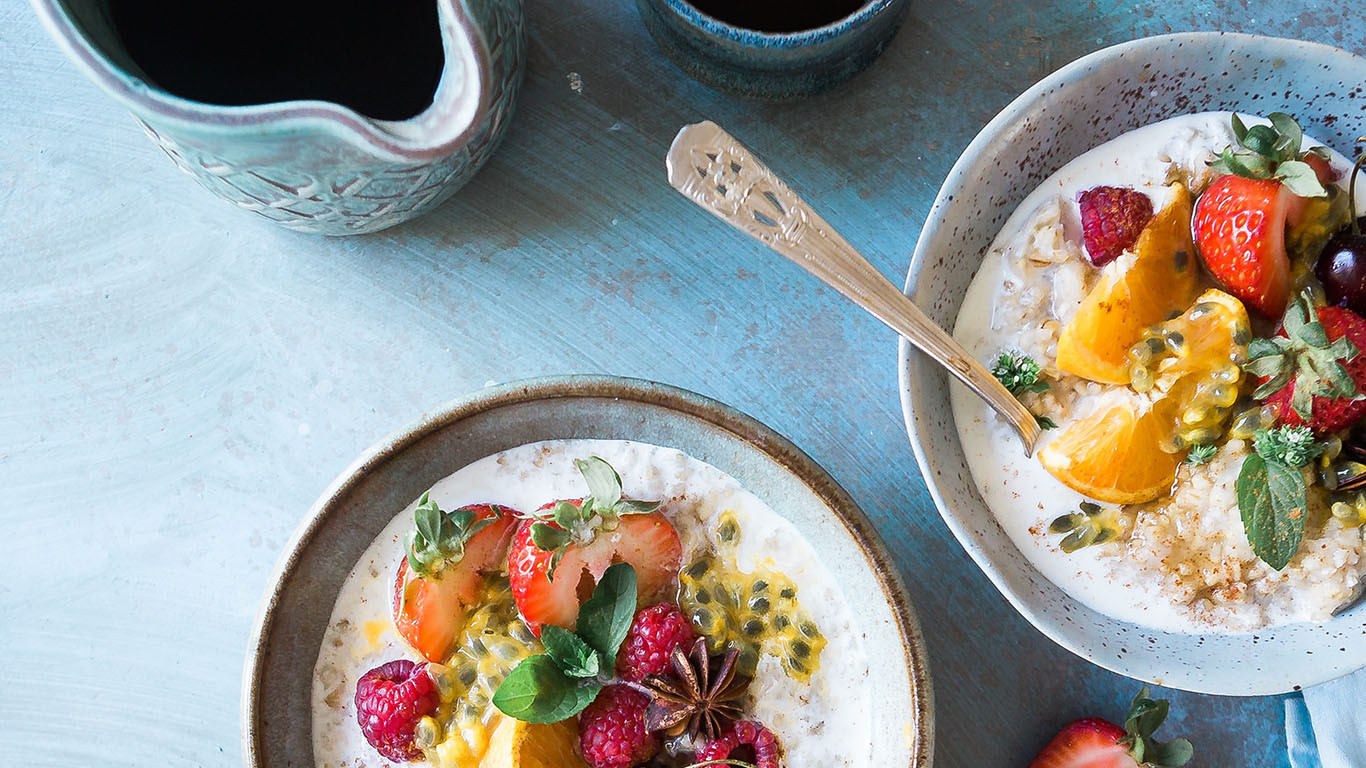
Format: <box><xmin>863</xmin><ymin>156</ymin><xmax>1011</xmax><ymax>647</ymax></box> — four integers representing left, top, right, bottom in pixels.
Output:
<box><xmin>900</xmin><ymin>32</ymin><xmax>1366</xmax><ymax>695</ymax></box>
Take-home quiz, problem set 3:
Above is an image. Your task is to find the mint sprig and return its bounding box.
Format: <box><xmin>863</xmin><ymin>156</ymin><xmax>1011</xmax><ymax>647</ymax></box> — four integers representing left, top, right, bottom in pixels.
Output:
<box><xmin>1237</xmin><ymin>426</ymin><xmax>1322</xmax><ymax>570</ymax></box>
<box><xmin>492</xmin><ymin>563</ymin><xmax>638</xmax><ymax>722</ymax></box>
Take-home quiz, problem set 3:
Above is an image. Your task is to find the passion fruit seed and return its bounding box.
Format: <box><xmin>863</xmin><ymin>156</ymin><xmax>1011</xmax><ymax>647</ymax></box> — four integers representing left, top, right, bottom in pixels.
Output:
<box><xmin>1331</xmin><ymin>501</ymin><xmax>1360</xmax><ymax>524</ymax></box>
<box><xmin>1229</xmin><ymin>405</ymin><xmax>1279</xmax><ymax>440</ymax></box>
<box><xmin>1049</xmin><ymin>501</ymin><xmax>1124</xmax><ymax>553</ymax></box>
<box><xmin>676</xmin><ymin>512</ymin><xmax>825</xmax><ymax>682</ymax></box>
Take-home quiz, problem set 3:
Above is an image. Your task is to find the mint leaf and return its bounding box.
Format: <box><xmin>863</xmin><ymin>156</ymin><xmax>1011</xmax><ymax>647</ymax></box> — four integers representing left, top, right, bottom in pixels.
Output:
<box><xmin>492</xmin><ymin>655</ymin><xmax>601</xmax><ymax>723</ymax></box>
<box><xmin>1237</xmin><ymin>454</ymin><xmax>1309</xmax><ymax>570</ymax></box>
<box><xmin>575</xmin><ymin>562</ymin><xmax>638</xmax><ymax>664</ymax></box>
<box><xmin>541</xmin><ymin>625</ymin><xmax>601</xmax><ymax>679</ymax></box>
<box><xmin>576</xmin><ymin>457</ymin><xmax>623</xmax><ymax>509</ymax></box>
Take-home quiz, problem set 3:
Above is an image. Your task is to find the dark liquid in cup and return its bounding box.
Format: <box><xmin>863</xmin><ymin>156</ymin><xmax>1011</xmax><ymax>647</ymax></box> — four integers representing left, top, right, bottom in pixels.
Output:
<box><xmin>108</xmin><ymin>0</ymin><xmax>444</xmax><ymax>121</ymax></box>
<box><xmin>685</xmin><ymin>0</ymin><xmax>867</xmax><ymax>32</ymax></box>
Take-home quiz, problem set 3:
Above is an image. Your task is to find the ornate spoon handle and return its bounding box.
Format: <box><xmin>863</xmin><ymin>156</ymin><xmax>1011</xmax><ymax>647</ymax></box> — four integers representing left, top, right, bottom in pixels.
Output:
<box><xmin>666</xmin><ymin>121</ymin><xmax>1040</xmax><ymax>456</ymax></box>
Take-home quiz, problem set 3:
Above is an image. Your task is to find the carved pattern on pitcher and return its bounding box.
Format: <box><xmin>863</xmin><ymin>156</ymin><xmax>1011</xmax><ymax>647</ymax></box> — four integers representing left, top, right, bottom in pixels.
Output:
<box><xmin>139</xmin><ymin>0</ymin><xmax>526</xmax><ymax>236</ymax></box>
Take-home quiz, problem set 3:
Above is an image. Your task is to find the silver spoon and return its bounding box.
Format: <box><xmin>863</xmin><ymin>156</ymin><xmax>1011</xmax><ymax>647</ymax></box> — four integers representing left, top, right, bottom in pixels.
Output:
<box><xmin>666</xmin><ymin>121</ymin><xmax>1041</xmax><ymax>456</ymax></box>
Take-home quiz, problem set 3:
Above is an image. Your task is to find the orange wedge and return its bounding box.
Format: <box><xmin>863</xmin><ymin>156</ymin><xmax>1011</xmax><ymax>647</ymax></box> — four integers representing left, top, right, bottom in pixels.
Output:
<box><xmin>482</xmin><ymin>717</ymin><xmax>587</xmax><ymax>768</ymax></box>
<box><xmin>1037</xmin><ymin>398</ymin><xmax>1182</xmax><ymax>504</ymax></box>
<box><xmin>1056</xmin><ymin>184</ymin><xmax>1201</xmax><ymax>384</ymax></box>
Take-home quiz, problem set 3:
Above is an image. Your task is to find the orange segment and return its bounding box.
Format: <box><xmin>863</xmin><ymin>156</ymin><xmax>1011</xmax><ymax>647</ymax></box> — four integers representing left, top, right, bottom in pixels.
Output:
<box><xmin>482</xmin><ymin>716</ymin><xmax>588</xmax><ymax>768</ymax></box>
<box><xmin>1056</xmin><ymin>184</ymin><xmax>1201</xmax><ymax>384</ymax></box>
<box><xmin>1037</xmin><ymin>398</ymin><xmax>1182</xmax><ymax>504</ymax></box>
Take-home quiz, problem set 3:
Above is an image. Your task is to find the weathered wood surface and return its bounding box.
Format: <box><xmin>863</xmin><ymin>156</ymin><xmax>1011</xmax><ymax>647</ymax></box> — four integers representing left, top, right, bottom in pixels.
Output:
<box><xmin>3</xmin><ymin>0</ymin><xmax>1350</xmax><ymax>764</ymax></box>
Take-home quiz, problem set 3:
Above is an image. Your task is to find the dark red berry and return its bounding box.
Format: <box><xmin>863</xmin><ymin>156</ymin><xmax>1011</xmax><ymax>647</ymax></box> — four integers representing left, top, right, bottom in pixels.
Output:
<box><xmin>616</xmin><ymin>603</ymin><xmax>697</xmax><ymax>682</ymax></box>
<box><xmin>578</xmin><ymin>685</ymin><xmax>658</xmax><ymax>768</ymax></box>
<box><xmin>697</xmin><ymin>720</ymin><xmax>783</xmax><ymax>768</ymax></box>
<box><xmin>354</xmin><ymin>659</ymin><xmax>438</xmax><ymax>762</ymax></box>
<box><xmin>1317</xmin><ymin>219</ymin><xmax>1366</xmax><ymax>316</ymax></box>
<box><xmin>1078</xmin><ymin>186</ymin><xmax>1154</xmax><ymax>266</ymax></box>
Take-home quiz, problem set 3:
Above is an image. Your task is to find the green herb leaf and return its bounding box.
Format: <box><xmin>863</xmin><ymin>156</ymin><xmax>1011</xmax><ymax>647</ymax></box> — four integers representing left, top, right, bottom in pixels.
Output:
<box><xmin>1035</xmin><ymin>414</ymin><xmax>1058</xmax><ymax>430</ymax></box>
<box><xmin>615</xmin><ymin>498</ymin><xmax>662</xmax><ymax>515</ymax></box>
<box><xmin>576</xmin><ymin>457</ymin><xmax>623</xmax><ymax>509</ymax></box>
<box><xmin>1253</xmin><ymin>426</ymin><xmax>1324</xmax><ymax>467</ymax></box>
<box><xmin>1268</xmin><ymin>112</ymin><xmax>1304</xmax><ymax>157</ymax></box>
<box><xmin>1237</xmin><ymin>454</ymin><xmax>1309</xmax><ymax>570</ymax></box>
<box><xmin>1275</xmin><ymin>160</ymin><xmax>1328</xmax><ymax>198</ymax></box>
<box><xmin>1185</xmin><ymin>443</ymin><xmax>1218</xmax><ymax>465</ymax></box>
<box><xmin>492</xmin><ymin>655</ymin><xmax>601</xmax><ymax>723</ymax></box>
<box><xmin>414</xmin><ymin>493</ymin><xmax>442</xmax><ymax>549</ymax></box>
<box><xmin>530</xmin><ymin>522</ymin><xmax>570</xmax><ymax>553</ymax></box>
<box><xmin>1231</xmin><ymin>113</ymin><xmax>1249</xmax><ymax>142</ymax></box>
<box><xmin>1119</xmin><ymin>686</ymin><xmax>1194</xmax><ymax>767</ymax></box>
<box><xmin>552</xmin><ymin>500</ymin><xmax>582</xmax><ymax>530</ymax></box>
<box><xmin>540</xmin><ymin>625</ymin><xmax>601</xmax><ymax>679</ymax></box>
<box><xmin>575</xmin><ymin>562</ymin><xmax>638</xmax><ymax>664</ymax></box>
<box><xmin>990</xmin><ymin>351</ymin><xmax>1047</xmax><ymax>397</ymax></box>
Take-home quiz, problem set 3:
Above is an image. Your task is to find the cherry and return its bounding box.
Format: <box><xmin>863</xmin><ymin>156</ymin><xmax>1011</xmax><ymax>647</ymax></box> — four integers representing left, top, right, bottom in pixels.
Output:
<box><xmin>1317</xmin><ymin>151</ymin><xmax>1366</xmax><ymax>315</ymax></box>
<box><xmin>1317</xmin><ymin>221</ymin><xmax>1366</xmax><ymax>314</ymax></box>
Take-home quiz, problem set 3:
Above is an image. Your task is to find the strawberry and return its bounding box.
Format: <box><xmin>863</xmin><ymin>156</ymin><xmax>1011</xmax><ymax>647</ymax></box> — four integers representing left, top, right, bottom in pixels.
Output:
<box><xmin>1029</xmin><ymin>687</ymin><xmax>1192</xmax><ymax>768</ymax></box>
<box><xmin>1193</xmin><ymin>112</ymin><xmax>1332</xmax><ymax>318</ymax></box>
<box><xmin>392</xmin><ymin>498</ymin><xmax>517</xmax><ymax>663</ymax></box>
<box><xmin>1247</xmin><ymin>294</ymin><xmax>1366</xmax><ymax>433</ymax></box>
<box><xmin>1193</xmin><ymin>174</ymin><xmax>1302</xmax><ymax>317</ymax></box>
<box><xmin>1078</xmin><ymin>186</ymin><xmax>1154</xmax><ymax>266</ymax></box>
<box><xmin>508</xmin><ymin>457</ymin><xmax>682</xmax><ymax>636</ymax></box>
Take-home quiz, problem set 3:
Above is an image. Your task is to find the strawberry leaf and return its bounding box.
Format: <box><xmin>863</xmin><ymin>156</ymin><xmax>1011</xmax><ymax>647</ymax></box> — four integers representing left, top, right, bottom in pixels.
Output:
<box><xmin>531</xmin><ymin>522</ymin><xmax>570</xmax><ymax>553</ymax></box>
<box><xmin>1120</xmin><ymin>686</ymin><xmax>1194</xmax><ymax>767</ymax></box>
<box><xmin>615</xmin><ymin>498</ymin><xmax>662</xmax><ymax>515</ymax></box>
<box><xmin>1269</xmin><ymin>112</ymin><xmax>1304</xmax><ymax>157</ymax></box>
<box><xmin>576</xmin><ymin>456</ymin><xmax>623</xmax><ymax>509</ymax></box>
<box><xmin>1275</xmin><ymin>160</ymin><xmax>1328</xmax><ymax>198</ymax></box>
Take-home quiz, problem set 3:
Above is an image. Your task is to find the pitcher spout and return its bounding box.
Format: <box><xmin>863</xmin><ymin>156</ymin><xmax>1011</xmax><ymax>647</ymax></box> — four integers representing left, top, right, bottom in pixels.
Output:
<box><xmin>30</xmin><ymin>0</ymin><xmax>527</xmax><ymax>235</ymax></box>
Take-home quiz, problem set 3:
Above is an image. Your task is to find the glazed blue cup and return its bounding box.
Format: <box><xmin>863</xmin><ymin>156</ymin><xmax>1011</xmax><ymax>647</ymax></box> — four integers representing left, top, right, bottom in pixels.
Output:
<box><xmin>635</xmin><ymin>0</ymin><xmax>910</xmax><ymax>101</ymax></box>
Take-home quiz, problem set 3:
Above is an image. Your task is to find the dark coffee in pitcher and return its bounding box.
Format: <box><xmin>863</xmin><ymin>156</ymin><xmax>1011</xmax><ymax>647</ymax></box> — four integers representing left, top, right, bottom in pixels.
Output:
<box><xmin>109</xmin><ymin>0</ymin><xmax>444</xmax><ymax>121</ymax></box>
<box><xmin>684</xmin><ymin>0</ymin><xmax>867</xmax><ymax>33</ymax></box>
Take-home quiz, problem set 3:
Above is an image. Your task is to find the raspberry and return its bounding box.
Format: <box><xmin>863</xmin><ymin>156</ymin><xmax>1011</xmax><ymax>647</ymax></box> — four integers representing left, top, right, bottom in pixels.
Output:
<box><xmin>616</xmin><ymin>602</ymin><xmax>697</xmax><ymax>682</ymax></box>
<box><xmin>1078</xmin><ymin>186</ymin><xmax>1154</xmax><ymax>266</ymax></box>
<box><xmin>697</xmin><ymin>721</ymin><xmax>782</xmax><ymax>768</ymax></box>
<box><xmin>354</xmin><ymin>659</ymin><xmax>438</xmax><ymax>762</ymax></box>
<box><xmin>578</xmin><ymin>685</ymin><xmax>658</xmax><ymax>768</ymax></box>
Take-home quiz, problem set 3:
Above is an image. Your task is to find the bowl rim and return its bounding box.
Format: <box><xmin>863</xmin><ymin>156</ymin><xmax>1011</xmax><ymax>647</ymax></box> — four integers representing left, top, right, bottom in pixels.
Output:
<box><xmin>241</xmin><ymin>374</ymin><xmax>934</xmax><ymax>766</ymax></box>
<box><xmin>898</xmin><ymin>31</ymin><xmax>1366</xmax><ymax>695</ymax></box>
<box><xmin>653</xmin><ymin>0</ymin><xmax>902</xmax><ymax>47</ymax></box>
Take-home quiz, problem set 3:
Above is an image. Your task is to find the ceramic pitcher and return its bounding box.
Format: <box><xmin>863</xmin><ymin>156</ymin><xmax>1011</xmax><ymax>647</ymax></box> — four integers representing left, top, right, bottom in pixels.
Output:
<box><xmin>32</xmin><ymin>0</ymin><xmax>525</xmax><ymax>236</ymax></box>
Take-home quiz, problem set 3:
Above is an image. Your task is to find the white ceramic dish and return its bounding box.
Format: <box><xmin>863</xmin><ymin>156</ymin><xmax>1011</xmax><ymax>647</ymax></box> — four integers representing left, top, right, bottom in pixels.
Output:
<box><xmin>899</xmin><ymin>32</ymin><xmax>1366</xmax><ymax>695</ymax></box>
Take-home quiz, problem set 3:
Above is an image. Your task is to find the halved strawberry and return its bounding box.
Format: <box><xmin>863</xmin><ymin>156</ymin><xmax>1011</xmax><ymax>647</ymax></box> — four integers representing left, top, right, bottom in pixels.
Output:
<box><xmin>392</xmin><ymin>500</ymin><xmax>517</xmax><ymax>663</ymax></box>
<box><xmin>507</xmin><ymin>458</ymin><xmax>682</xmax><ymax>636</ymax></box>
<box><xmin>1029</xmin><ymin>687</ymin><xmax>1192</xmax><ymax>768</ymax></box>
<box><xmin>1193</xmin><ymin>112</ymin><xmax>1334</xmax><ymax>318</ymax></box>
<box><xmin>1193</xmin><ymin>174</ymin><xmax>1302</xmax><ymax>318</ymax></box>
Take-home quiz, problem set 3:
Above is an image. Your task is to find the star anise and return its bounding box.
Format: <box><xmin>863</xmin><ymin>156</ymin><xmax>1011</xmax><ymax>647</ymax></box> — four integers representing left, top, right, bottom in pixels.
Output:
<box><xmin>640</xmin><ymin>638</ymin><xmax>751</xmax><ymax>741</ymax></box>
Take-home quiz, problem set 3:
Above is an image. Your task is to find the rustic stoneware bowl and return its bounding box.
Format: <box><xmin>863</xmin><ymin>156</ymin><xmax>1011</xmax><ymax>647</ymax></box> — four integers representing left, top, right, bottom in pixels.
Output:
<box><xmin>635</xmin><ymin>0</ymin><xmax>909</xmax><ymax>101</ymax></box>
<box><xmin>32</xmin><ymin>0</ymin><xmax>524</xmax><ymax>235</ymax></box>
<box><xmin>901</xmin><ymin>32</ymin><xmax>1366</xmax><ymax>696</ymax></box>
<box><xmin>244</xmin><ymin>376</ymin><xmax>933</xmax><ymax>766</ymax></box>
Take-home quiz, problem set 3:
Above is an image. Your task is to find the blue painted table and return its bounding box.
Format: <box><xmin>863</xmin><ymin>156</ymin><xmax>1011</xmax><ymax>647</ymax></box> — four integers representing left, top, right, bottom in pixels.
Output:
<box><xmin>1</xmin><ymin>1</ymin><xmax>1350</xmax><ymax>764</ymax></box>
